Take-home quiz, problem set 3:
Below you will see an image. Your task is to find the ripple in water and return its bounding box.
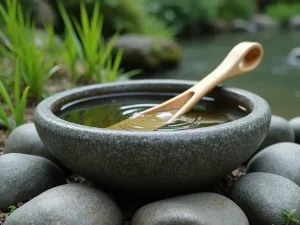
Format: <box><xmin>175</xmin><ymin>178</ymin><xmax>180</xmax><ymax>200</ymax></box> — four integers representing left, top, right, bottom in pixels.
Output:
<box><xmin>56</xmin><ymin>92</ymin><xmax>249</xmax><ymax>131</ymax></box>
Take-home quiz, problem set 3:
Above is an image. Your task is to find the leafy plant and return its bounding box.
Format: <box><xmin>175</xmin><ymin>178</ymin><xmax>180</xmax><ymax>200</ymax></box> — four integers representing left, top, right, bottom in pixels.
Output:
<box><xmin>0</xmin><ymin>59</ymin><xmax>30</xmax><ymax>132</ymax></box>
<box><xmin>282</xmin><ymin>209</ymin><xmax>300</xmax><ymax>225</ymax></box>
<box><xmin>266</xmin><ymin>2</ymin><xmax>300</xmax><ymax>27</ymax></box>
<box><xmin>0</xmin><ymin>0</ymin><xmax>60</xmax><ymax>101</ymax></box>
<box><xmin>217</xmin><ymin>0</ymin><xmax>255</xmax><ymax>22</ymax></box>
<box><xmin>58</xmin><ymin>0</ymin><xmax>140</xmax><ymax>84</ymax></box>
<box><xmin>2</xmin><ymin>206</ymin><xmax>17</xmax><ymax>219</ymax></box>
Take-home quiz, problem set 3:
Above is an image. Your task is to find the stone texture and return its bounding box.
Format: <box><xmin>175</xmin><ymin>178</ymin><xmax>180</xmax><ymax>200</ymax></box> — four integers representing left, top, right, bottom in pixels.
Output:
<box><xmin>230</xmin><ymin>19</ymin><xmax>257</xmax><ymax>33</ymax></box>
<box><xmin>132</xmin><ymin>192</ymin><xmax>249</xmax><ymax>225</ymax></box>
<box><xmin>247</xmin><ymin>142</ymin><xmax>300</xmax><ymax>185</ymax></box>
<box><xmin>289</xmin><ymin>14</ymin><xmax>300</xmax><ymax>30</ymax></box>
<box><xmin>230</xmin><ymin>172</ymin><xmax>300</xmax><ymax>225</ymax></box>
<box><xmin>288</xmin><ymin>47</ymin><xmax>300</xmax><ymax>66</ymax></box>
<box><xmin>257</xmin><ymin>115</ymin><xmax>295</xmax><ymax>151</ymax></box>
<box><xmin>33</xmin><ymin>0</ymin><xmax>58</xmax><ymax>27</ymax></box>
<box><xmin>4</xmin><ymin>184</ymin><xmax>122</xmax><ymax>225</ymax></box>
<box><xmin>112</xmin><ymin>34</ymin><xmax>181</xmax><ymax>72</ymax></box>
<box><xmin>4</xmin><ymin>123</ymin><xmax>59</xmax><ymax>165</ymax></box>
<box><xmin>34</xmin><ymin>80</ymin><xmax>271</xmax><ymax>194</ymax></box>
<box><xmin>289</xmin><ymin>117</ymin><xmax>300</xmax><ymax>144</ymax></box>
<box><xmin>252</xmin><ymin>14</ymin><xmax>279</xmax><ymax>30</ymax></box>
<box><xmin>0</xmin><ymin>153</ymin><xmax>64</xmax><ymax>210</ymax></box>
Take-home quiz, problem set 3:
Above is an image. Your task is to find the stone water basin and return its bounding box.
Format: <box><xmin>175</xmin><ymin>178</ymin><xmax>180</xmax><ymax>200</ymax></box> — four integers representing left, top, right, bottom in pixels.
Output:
<box><xmin>34</xmin><ymin>79</ymin><xmax>271</xmax><ymax>194</ymax></box>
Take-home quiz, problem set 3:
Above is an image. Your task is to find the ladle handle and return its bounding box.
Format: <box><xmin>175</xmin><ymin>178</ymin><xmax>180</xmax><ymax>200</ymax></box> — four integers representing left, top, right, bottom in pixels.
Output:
<box><xmin>169</xmin><ymin>42</ymin><xmax>264</xmax><ymax>121</ymax></box>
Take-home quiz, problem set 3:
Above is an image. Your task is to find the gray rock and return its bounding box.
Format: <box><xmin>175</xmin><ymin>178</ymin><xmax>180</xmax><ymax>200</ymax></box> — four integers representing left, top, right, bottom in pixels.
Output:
<box><xmin>33</xmin><ymin>0</ymin><xmax>58</xmax><ymax>27</ymax></box>
<box><xmin>289</xmin><ymin>117</ymin><xmax>300</xmax><ymax>144</ymax></box>
<box><xmin>4</xmin><ymin>184</ymin><xmax>122</xmax><ymax>225</ymax></box>
<box><xmin>132</xmin><ymin>192</ymin><xmax>249</xmax><ymax>225</ymax></box>
<box><xmin>257</xmin><ymin>115</ymin><xmax>295</xmax><ymax>151</ymax></box>
<box><xmin>247</xmin><ymin>142</ymin><xmax>300</xmax><ymax>185</ymax></box>
<box><xmin>289</xmin><ymin>14</ymin><xmax>300</xmax><ymax>30</ymax></box>
<box><xmin>288</xmin><ymin>47</ymin><xmax>300</xmax><ymax>66</ymax></box>
<box><xmin>0</xmin><ymin>153</ymin><xmax>64</xmax><ymax>210</ymax></box>
<box><xmin>230</xmin><ymin>19</ymin><xmax>257</xmax><ymax>33</ymax></box>
<box><xmin>112</xmin><ymin>34</ymin><xmax>182</xmax><ymax>71</ymax></box>
<box><xmin>252</xmin><ymin>14</ymin><xmax>279</xmax><ymax>30</ymax></box>
<box><xmin>4</xmin><ymin>123</ymin><xmax>59</xmax><ymax>165</ymax></box>
<box><xmin>230</xmin><ymin>172</ymin><xmax>300</xmax><ymax>225</ymax></box>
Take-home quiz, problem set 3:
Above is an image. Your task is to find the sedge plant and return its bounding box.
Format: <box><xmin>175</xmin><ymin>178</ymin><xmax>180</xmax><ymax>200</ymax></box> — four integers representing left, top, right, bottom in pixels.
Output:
<box><xmin>0</xmin><ymin>59</ymin><xmax>30</xmax><ymax>132</ymax></box>
<box><xmin>0</xmin><ymin>0</ymin><xmax>60</xmax><ymax>101</ymax></box>
<box><xmin>58</xmin><ymin>0</ymin><xmax>141</xmax><ymax>85</ymax></box>
<box><xmin>282</xmin><ymin>209</ymin><xmax>300</xmax><ymax>225</ymax></box>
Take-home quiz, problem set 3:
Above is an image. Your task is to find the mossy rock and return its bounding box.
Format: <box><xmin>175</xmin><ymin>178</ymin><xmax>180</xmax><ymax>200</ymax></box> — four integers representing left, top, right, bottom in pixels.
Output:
<box><xmin>112</xmin><ymin>34</ymin><xmax>182</xmax><ymax>72</ymax></box>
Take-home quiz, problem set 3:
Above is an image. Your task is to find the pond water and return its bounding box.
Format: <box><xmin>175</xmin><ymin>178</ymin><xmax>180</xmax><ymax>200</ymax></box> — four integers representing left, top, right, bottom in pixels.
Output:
<box><xmin>148</xmin><ymin>31</ymin><xmax>300</xmax><ymax>119</ymax></box>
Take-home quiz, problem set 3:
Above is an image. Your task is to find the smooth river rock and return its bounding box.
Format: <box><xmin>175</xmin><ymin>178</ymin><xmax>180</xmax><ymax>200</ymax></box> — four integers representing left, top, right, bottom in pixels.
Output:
<box><xmin>247</xmin><ymin>142</ymin><xmax>300</xmax><ymax>185</ymax></box>
<box><xmin>4</xmin><ymin>184</ymin><xmax>123</xmax><ymax>225</ymax></box>
<box><xmin>4</xmin><ymin>123</ymin><xmax>60</xmax><ymax>165</ymax></box>
<box><xmin>289</xmin><ymin>117</ymin><xmax>300</xmax><ymax>144</ymax></box>
<box><xmin>132</xmin><ymin>192</ymin><xmax>249</xmax><ymax>225</ymax></box>
<box><xmin>0</xmin><ymin>153</ymin><xmax>64</xmax><ymax>210</ymax></box>
<box><xmin>257</xmin><ymin>115</ymin><xmax>295</xmax><ymax>151</ymax></box>
<box><xmin>230</xmin><ymin>172</ymin><xmax>300</xmax><ymax>225</ymax></box>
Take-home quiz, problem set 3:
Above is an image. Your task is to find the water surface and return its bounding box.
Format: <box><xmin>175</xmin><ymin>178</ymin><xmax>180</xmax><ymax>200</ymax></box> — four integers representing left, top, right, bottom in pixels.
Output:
<box><xmin>147</xmin><ymin>31</ymin><xmax>300</xmax><ymax>119</ymax></box>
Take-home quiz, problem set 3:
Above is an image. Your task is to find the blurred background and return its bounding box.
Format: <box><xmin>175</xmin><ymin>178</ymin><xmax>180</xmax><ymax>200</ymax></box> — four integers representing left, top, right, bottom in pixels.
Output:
<box><xmin>0</xmin><ymin>0</ymin><xmax>300</xmax><ymax>120</ymax></box>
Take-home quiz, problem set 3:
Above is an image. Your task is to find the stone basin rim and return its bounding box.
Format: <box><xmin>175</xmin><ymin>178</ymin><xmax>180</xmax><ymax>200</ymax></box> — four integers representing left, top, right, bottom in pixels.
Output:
<box><xmin>34</xmin><ymin>79</ymin><xmax>269</xmax><ymax>137</ymax></box>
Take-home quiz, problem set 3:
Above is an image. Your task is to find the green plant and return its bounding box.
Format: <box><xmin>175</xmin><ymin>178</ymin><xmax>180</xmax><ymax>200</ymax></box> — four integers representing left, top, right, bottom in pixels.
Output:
<box><xmin>143</xmin><ymin>0</ymin><xmax>221</xmax><ymax>35</ymax></box>
<box><xmin>282</xmin><ymin>209</ymin><xmax>300</xmax><ymax>225</ymax></box>
<box><xmin>2</xmin><ymin>206</ymin><xmax>17</xmax><ymax>219</ymax></box>
<box><xmin>0</xmin><ymin>59</ymin><xmax>30</xmax><ymax>132</ymax></box>
<box><xmin>58</xmin><ymin>0</ymin><xmax>140</xmax><ymax>84</ymax></box>
<box><xmin>0</xmin><ymin>0</ymin><xmax>60</xmax><ymax>101</ymax></box>
<box><xmin>266</xmin><ymin>2</ymin><xmax>300</xmax><ymax>26</ymax></box>
<box><xmin>217</xmin><ymin>0</ymin><xmax>255</xmax><ymax>22</ymax></box>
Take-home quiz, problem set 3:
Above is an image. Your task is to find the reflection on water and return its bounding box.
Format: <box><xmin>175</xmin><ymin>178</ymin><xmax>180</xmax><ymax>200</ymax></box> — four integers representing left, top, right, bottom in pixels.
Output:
<box><xmin>145</xmin><ymin>31</ymin><xmax>300</xmax><ymax>119</ymax></box>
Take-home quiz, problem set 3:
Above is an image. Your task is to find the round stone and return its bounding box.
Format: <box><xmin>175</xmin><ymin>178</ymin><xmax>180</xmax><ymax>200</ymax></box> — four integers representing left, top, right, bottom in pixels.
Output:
<box><xmin>230</xmin><ymin>172</ymin><xmax>300</xmax><ymax>225</ymax></box>
<box><xmin>257</xmin><ymin>115</ymin><xmax>295</xmax><ymax>151</ymax></box>
<box><xmin>247</xmin><ymin>142</ymin><xmax>300</xmax><ymax>185</ymax></box>
<box><xmin>289</xmin><ymin>117</ymin><xmax>300</xmax><ymax>144</ymax></box>
<box><xmin>4</xmin><ymin>123</ymin><xmax>60</xmax><ymax>166</ymax></box>
<box><xmin>132</xmin><ymin>192</ymin><xmax>249</xmax><ymax>225</ymax></box>
<box><xmin>4</xmin><ymin>184</ymin><xmax>123</xmax><ymax>225</ymax></box>
<box><xmin>0</xmin><ymin>153</ymin><xmax>64</xmax><ymax>210</ymax></box>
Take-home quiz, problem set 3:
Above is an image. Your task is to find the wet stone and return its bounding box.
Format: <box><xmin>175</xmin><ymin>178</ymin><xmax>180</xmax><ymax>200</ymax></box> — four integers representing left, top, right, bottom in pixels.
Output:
<box><xmin>0</xmin><ymin>153</ymin><xmax>64</xmax><ymax>210</ymax></box>
<box><xmin>230</xmin><ymin>172</ymin><xmax>300</xmax><ymax>225</ymax></box>
<box><xmin>257</xmin><ymin>115</ymin><xmax>295</xmax><ymax>152</ymax></box>
<box><xmin>132</xmin><ymin>192</ymin><xmax>249</xmax><ymax>225</ymax></box>
<box><xmin>4</xmin><ymin>184</ymin><xmax>123</xmax><ymax>225</ymax></box>
<box><xmin>247</xmin><ymin>142</ymin><xmax>300</xmax><ymax>185</ymax></box>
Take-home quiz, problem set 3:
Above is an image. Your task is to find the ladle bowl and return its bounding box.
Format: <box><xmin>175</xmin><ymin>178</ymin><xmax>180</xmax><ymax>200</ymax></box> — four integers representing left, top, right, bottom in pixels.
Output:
<box><xmin>34</xmin><ymin>79</ymin><xmax>271</xmax><ymax>194</ymax></box>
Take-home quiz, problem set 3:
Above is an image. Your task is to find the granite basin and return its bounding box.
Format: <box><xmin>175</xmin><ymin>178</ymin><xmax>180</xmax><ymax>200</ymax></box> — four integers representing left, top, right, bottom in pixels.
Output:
<box><xmin>34</xmin><ymin>79</ymin><xmax>271</xmax><ymax>194</ymax></box>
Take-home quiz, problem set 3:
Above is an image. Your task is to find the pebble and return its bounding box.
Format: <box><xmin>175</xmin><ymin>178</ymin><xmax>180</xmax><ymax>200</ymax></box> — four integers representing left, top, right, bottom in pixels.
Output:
<box><xmin>132</xmin><ymin>192</ymin><xmax>249</xmax><ymax>225</ymax></box>
<box><xmin>289</xmin><ymin>117</ymin><xmax>300</xmax><ymax>144</ymax></box>
<box><xmin>247</xmin><ymin>142</ymin><xmax>300</xmax><ymax>185</ymax></box>
<box><xmin>4</xmin><ymin>123</ymin><xmax>60</xmax><ymax>166</ymax></box>
<box><xmin>257</xmin><ymin>115</ymin><xmax>295</xmax><ymax>151</ymax></box>
<box><xmin>4</xmin><ymin>184</ymin><xmax>123</xmax><ymax>225</ymax></box>
<box><xmin>230</xmin><ymin>172</ymin><xmax>300</xmax><ymax>225</ymax></box>
<box><xmin>0</xmin><ymin>153</ymin><xmax>64</xmax><ymax>210</ymax></box>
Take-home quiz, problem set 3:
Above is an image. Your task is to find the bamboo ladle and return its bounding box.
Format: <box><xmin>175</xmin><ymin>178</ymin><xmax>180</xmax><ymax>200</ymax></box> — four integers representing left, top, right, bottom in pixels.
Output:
<box><xmin>107</xmin><ymin>41</ymin><xmax>264</xmax><ymax>131</ymax></box>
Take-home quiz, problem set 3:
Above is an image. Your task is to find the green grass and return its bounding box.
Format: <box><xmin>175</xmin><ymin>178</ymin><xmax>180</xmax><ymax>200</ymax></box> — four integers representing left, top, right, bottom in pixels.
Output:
<box><xmin>282</xmin><ymin>209</ymin><xmax>300</xmax><ymax>225</ymax></box>
<box><xmin>0</xmin><ymin>58</ymin><xmax>30</xmax><ymax>132</ymax></box>
<box><xmin>267</xmin><ymin>2</ymin><xmax>300</xmax><ymax>27</ymax></box>
<box><xmin>58</xmin><ymin>0</ymin><xmax>140</xmax><ymax>84</ymax></box>
<box><xmin>0</xmin><ymin>0</ymin><xmax>60</xmax><ymax>101</ymax></box>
